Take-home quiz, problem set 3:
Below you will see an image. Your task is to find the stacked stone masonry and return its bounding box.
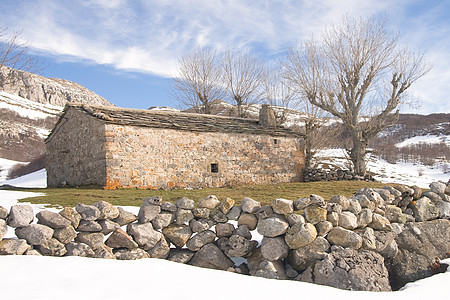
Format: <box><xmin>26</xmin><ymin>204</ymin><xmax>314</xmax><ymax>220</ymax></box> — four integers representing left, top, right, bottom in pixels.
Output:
<box><xmin>46</xmin><ymin>104</ymin><xmax>305</xmax><ymax>189</ymax></box>
<box><xmin>1</xmin><ymin>181</ymin><xmax>449</xmax><ymax>291</ymax></box>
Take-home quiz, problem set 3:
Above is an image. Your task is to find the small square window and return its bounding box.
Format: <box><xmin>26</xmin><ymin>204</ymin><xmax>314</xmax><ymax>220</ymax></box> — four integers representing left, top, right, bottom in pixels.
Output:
<box><xmin>211</xmin><ymin>163</ymin><xmax>219</xmax><ymax>173</ymax></box>
<box><xmin>273</xmin><ymin>139</ymin><xmax>279</xmax><ymax>145</ymax></box>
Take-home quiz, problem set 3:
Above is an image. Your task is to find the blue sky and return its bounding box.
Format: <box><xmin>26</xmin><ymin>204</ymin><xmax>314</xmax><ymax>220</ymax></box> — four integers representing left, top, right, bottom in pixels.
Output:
<box><xmin>1</xmin><ymin>0</ymin><xmax>449</xmax><ymax>114</ymax></box>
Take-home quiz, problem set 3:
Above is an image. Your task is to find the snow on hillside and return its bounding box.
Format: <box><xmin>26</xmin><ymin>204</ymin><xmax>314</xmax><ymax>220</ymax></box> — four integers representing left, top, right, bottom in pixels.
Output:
<box><xmin>0</xmin><ymin>91</ymin><xmax>63</xmax><ymax>119</ymax></box>
<box><xmin>0</xmin><ymin>158</ymin><xmax>25</xmax><ymax>181</ymax></box>
<box><xmin>396</xmin><ymin>134</ymin><xmax>450</xmax><ymax>147</ymax></box>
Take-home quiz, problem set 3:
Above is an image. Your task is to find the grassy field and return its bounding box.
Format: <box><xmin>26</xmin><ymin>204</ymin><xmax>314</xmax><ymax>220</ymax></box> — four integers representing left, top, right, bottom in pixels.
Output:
<box><xmin>9</xmin><ymin>180</ymin><xmax>389</xmax><ymax>208</ymax></box>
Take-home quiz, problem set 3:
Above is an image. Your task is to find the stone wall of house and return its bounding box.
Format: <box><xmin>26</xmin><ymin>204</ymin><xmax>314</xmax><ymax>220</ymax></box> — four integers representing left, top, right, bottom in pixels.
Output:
<box><xmin>1</xmin><ymin>181</ymin><xmax>449</xmax><ymax>291</ymax></box>
<box><xmin>103</xmin><ymin>123</ymin><xmax>304</xmax><ymax>189</ymax></box>
<box><xmin>46</xmin><ymin>109</ymin><xmax>107</xmax><ymax>186</ymax></box>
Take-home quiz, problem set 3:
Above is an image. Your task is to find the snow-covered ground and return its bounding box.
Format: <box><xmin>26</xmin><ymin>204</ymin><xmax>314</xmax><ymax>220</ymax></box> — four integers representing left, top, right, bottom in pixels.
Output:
<box><xmin>0</xmin><ymin>189</ymin><xmax>448</xmax><ymax>299</ymax></box>
<box><xmin>313</xmin><ymin>149</ymin><xmax>449</xmax><ymax>188</ymax></box>
<box><xmin>0</xmin><ymin>169</ymin><xmax>47</xmax><ymax>188</ymax></box>
<box><xmin>396</xmin><ymin>134</ymin><xmax>450</xmax><ymax>147</ymax></box>
<box><xmin>0</xmin><ymin>91</ymin><xmax>62</xmax><ymax>119</ymax></box>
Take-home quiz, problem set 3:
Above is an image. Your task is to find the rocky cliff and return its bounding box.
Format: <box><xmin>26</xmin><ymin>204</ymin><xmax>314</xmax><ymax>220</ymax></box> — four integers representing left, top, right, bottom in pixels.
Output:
<box><xmin>1</xmin><ymin>66</ymin><xmax>114</xmax><ymax>107</ymax></box>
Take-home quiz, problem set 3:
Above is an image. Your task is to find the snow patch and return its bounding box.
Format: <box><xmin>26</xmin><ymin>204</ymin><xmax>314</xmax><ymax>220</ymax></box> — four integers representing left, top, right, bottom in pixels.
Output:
<box><xmin>0</xmin><ymin>91</ymin><xmax>63</xmax><ymax>119</ymax></box>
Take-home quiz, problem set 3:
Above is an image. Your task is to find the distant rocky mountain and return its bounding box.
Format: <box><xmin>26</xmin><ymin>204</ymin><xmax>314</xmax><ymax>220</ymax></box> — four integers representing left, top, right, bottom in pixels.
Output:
<box><xmin>0</xmin><ymin>66</ymin><xmax>114</xmax><ymax>107</ymax></box>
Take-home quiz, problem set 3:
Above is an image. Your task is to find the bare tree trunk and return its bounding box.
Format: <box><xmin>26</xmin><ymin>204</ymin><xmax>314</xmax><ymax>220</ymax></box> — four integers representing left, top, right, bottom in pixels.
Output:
<box><xmin>349</xmin><ymin>130</ymin><xmax>367</xmax><ymax>176</ymax></box>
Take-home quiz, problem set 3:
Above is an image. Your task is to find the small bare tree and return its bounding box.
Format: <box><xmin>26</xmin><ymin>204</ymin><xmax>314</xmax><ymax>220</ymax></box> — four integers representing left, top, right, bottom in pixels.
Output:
<box><xmin>222</xmin><ymin>49</ymin><xmax>266</xmax><ymax>117</ymax></box>
<box><xmin>0</xmin><ymin>26</ymin><xmax>40</xmax><ymax>89</ymax></box>
<box><xmin>172</xmin><ymin>48</ymin><xmax>225</xmax><ymax>114</ymax></box>
<box><xmin>283</xmin><ymin>15</ymin><xmax>431</xmax><ymax>176</ymax></box>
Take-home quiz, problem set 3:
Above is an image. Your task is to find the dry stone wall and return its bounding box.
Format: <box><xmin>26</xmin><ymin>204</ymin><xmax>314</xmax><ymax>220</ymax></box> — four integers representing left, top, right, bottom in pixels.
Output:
<box><xmin>1</xmin><ymin>180</ymin><xmax>449</xmax><ymax>292</ymax></box>
<box><xmin>103</xmin><ymin>123</ymin><xmax>303</xmax><ymax>189</ymax></box>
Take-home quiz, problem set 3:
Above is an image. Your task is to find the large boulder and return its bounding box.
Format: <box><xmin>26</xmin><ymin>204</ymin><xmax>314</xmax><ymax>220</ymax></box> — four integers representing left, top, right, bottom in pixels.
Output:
<box><xmin>7</xmin><ymin>205</ymin><xmax>34</xmax><ymax>228</ymax></box>
<box><xmin>261</xmin><ymin>236</ymin><xmax>289</xmax><ymax>261</ymax></box>
<box><xmin>257</xmin><ymin>217</ymin><xmax>289</xmax><ymax>237</ymax></box>
<box><xmin>162</xmin><ymin>224</ymin><xmax>192</xmax><ymax>248</ymax></box>
<box><xmin>127</xmin><ymin>223</ymin><xmax>162</xmax><ymax>250</ymax></box>
<box><xmin>198</xmin><ymin>195</ymin><xmax>220</xmax><ymax>210</ymax></box>
<box><xmin>296</xmin><ymin>247</ymin><xmax>391</xmax><ymax>291</ymax></box>
<box><xmin>105</xmin><ymin>228</ymin><xmax>138</xmax><ymax>249</ymax></box>
<box><xmin>36</xmin><ymin>211</ymin><xmax>71</xmax><ymax>229</ymax></box>
<box><xmin>388</xmin><ymin>219</ymin><xmax>450</xmax><ymax>290</ymax></box>
<box><xmin>326</xmin><ymin>227</ymin><xmax>362</xmax><ymax>249</ymax></box>
<box><xmin>137</xmin><ymin>203</ymin><xmax>161</xmax><ymax>223</ymax></box>
<box><xmin>189</xmin><ymin>243</ymin><xmax>234</xmax><ymax>270</ymax></box>
<box><xmin>15</xmin><ymin>224</ymin><xmax>54</xmax><ymax>246</ymax></box>
<box><xmin>285</xmin><ymin>223</ymin><xmax>317</xmax><ymax>249</ymax></box>
<box><xmin>241</xmin><ymin>197</ymin><xmax>261</xmax><ymax>213</ymax></box>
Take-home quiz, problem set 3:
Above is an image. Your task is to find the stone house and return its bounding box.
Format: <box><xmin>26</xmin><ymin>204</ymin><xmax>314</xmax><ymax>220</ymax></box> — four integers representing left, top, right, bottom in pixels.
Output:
<box><xmin>45</xmin><ymin>103</ymin><xmax>305</xmax><ymax>189</ymax></box>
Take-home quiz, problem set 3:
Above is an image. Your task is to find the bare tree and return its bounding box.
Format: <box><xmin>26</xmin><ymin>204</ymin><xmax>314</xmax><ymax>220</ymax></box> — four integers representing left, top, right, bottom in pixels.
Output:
<box><xmin>263</xmin><ymin>68</ymin><xmax>295</xmax><ymax>126</ymax></box>
<box><xmin>222</xmin><ymin>49</ymin><xmax>266</xmax><ymax>117</ymax></box>
<box><xmin>172</xmin><ymin>48</ymin><xmax>226</xmax><ymax>114</ymax></box>
<box><xmin>283</xmin><ymin>15</ymin><xmax>431</xmax><ymax>176</ymax></box>
<box><xmin>0</xmin><ymin>26</ymin><xmax>40</xmax><ymax>89</ymax></box>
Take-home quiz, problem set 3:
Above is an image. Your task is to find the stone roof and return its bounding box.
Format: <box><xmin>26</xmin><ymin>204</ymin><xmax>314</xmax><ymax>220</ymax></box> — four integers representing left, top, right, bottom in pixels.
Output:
<box><xmin>50</xmin><ymin>103</ymin><xmax>304</xmax><ymax>138</ymax></box>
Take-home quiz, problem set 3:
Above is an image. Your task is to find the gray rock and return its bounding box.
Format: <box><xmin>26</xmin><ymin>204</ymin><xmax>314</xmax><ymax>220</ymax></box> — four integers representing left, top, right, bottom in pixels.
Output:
<box><xmin>430</xmin><ymin>181</ymin><xmax>446</xmax><ymax>194</ymax></box>
<box><xmin>142</xmin><ymin>196</ymin><xmax>162</xmax><ymax>206</ymax></box>
<box><xmin>53</xmin><ymin>226</ymin><xmax>77</xmax><ymax>244</ymax></box>
<box><xmin>94</xmin><ymin>244</ymin><xmax>116</xmax><ymax>259</ymax></box>
<box><xmin>59</xmin><ymin>207</ymin><xmax>82</xmax><ymax>228</ymax></box>
<box><xmin>251</xmin><ymin>260</ymin><xmax>288</xmax><ymax>280</ymax></box>
<box><xmin>176</xmin><ymin>197</ymin><xmax>195</xmax><ymax>210</ymax></box>
<box><xmin>369</xmin><ymin>213</ymin><xmax>392</xmax><ymax>231</ymax></box>
<box><xmin>25</xmin><ymin>249</ymin><xmax>42</xmax><ymax>256</ymax></box>
<box><xmin>354</xmin><ymin>194</ymin><xmax>375</xmax><ymax>210</ymax></box>
<box><xmin>189</xmin><ymin>243</ymin><xmax>234</xmax><ymax>270</ymax></box>
<box><xmin>77</xmin><ymin>220</ymin><xmax>102</xmax><ymax>232</ymax></box>
<box><xmin>411</xmin><ymin>197</ymin><xmax>439</xmax><ymax>221</ymax></box>
<box><xmin>0</xmin><ymin>219</ymin><xmax>7</xmax><ymax>240</ymax></box>
<box><xmin>219</xmin><ymin>198</ymin><xmax>235</xmax><ymax>215</ymax></box>
<box><xmin>357</xmin><ymin>208</ymin><xmax>373</xmax><ymax>228</ymax></box>
<box><xmin>285</xmin><ymin>263</ymin><xmax>299</xmax><ymax>279</ymax></box>
<box><xmin>347</xmin><ymin>198</ymin><xmax>362</xmax><ymax>215</ymax></box>
<box><xmin>15</xmin><ymin>224</ymin><xmax>54</xmax><ymax>246</ymax></box>
<box><xmin>326</xmin><ymin>227</ymin><xmax>362</xmax><ymax>249</ymax></box>
<box><xmin>215</xmin><ymin>223</ymin><xmax>235</xmax><ymax>238</ymax></box>
<box><xmin>257</xmin><ymin>216</ymin><xmax>289</xmax><ymax>237</ymax></box>
<box><xmin>232</xmin><ymin>225</ymin><xmax>252</xmax><ymax>240</ymax></box>
<box><xmin>284</xmin><ymin>222</ymin><xmax>317</xmax><ymax>249</ymax></box>
<box><xmin>338</xmin><ymin>211</ymin><xmax>358</xmax><ymax>230</ymax></box>
<box><xmin>272</xmin><ymin>198</ymin><xmax>294</xmax><ymax>215</ymax></box>
<box><xmin>326</xmin><ymin>202</ymin><xmax>343</xmax><ymax>214</ymax></box>
<box><xmin>0</xmin><ymin>206</ymin><xmax>8</xmax><ymax>219</ymax></box>
<box><xmin>222</xmin><ymin>234</ymin><xmax>255</xmax><ymax>258</ymax></box>
<box><xmin>255</xmin><ymin>206</ymin><xmax>274</xmax><ymax>220</ymax></box>
<box><xmin>162</xmin><ymin>224</ymin><xmax>192</xmax><ymax>248</ymax></box>
<box><xmin>161</xmin><ymin>202</ymin><xmax>177</xmax><ymax>212</ymax></box>
<box><xmin>105</xmin><ymin>228</ymin><xmax>138</xmax><ymax>249</ymax></box>
<box><xmin>237</xmin><ymin>213</ymin><xmax>258</xmax><ymax>231</ymax></box>
<box><xmin>374</xmin><ymin>231</ymin><xmax>398</xmax><ymax>260</ymax></box>
<box><xmin>167</xmin><ymin>249</ymin><xmax>195</xmax><ymax>264</ymax></box>
<box><xmin>198</xmin><ymin>195</ymin><xmax>220</xmax><ymax>210</ymax></box>
<box><xmin>261</xmin><ymin>236</ymin><xmax>289</xmax><ymax>261</ymax></box>
<box><xmin>315</xmin><ymin>221</ymin><xmax>333</xmax><ymax>236</ymax></box>
<box><xmin>114</xmin><ymin>248</ymin><xmax>150</xmax><ymax>260</ymax></box>
<box><xmin>186</xmin><ymin>230</ymin><xmax>216</xmax><ymax>251</ymax></box>
<box><xmin>75</xmin><ymin>232</ymin><xmax>105</xmax><ymax>250</ymax></box>
<box><xmin>147</xmin><ymin>237</ymin><xmax>170</xmax><ymax>259</ymax></box>
<box><xmin>384</xmin><ymin>205</ymin><xmax>406</xmax><ymax>223</ymax></box>
<box><xmin>209</xmin><ymin>208</ymin><xmax>228</xmax><ymax>223</ymax></box>
<box><xmin>287</xmin><ymin>213</ymin><xmax>305</xmax><ymax>226</ymax></box>
<box><xmin>36</xmin><ymin>210</ymin><xmax>72</xmax><ymax>229</ymax></box>
<box><xmin>288</xmin><ymin>236</ymin><xmax>330</xmax><ymax>271</ymax></box>
<box><xmin>138</xmin><ymin>203</ymin><xmax>161</xmax><ymax>223</ymax></box>
<box><xmin>192</xmin><ymin>207</ymin><xmax>210</xmax><ymax>219</ymax></box>
<box><xmin>189</xmin><ymin>218</ymin><xmax>213</xmax><ymax>233</ymax></box>
<box><xmin>127</xmin><ymin>222</ymin><xmax>162</xmax><ymax>250</ymax></box>
<box><xmin>112</xmin><ymin>207</ymin><xmax>137</xmax><ymax>226</ymax></box>
<box><xmin>309</xmin><ymin>194</ymin><xmax>326</xmax><ymax>207</ymax></box>
<box><xmin>0</xmin><ymin>239</ymin><xmax>31</xmax><ymax>255</ymax></box>
<box><xmin>98</xmin><ymin>219</ymin><xmax>120</xmax><ymax>235</ymax></box>
<box><xmin>434</xmin><ymin>200</ymin><xmax>450</xmax><ymax>219</ymax></box>
<box><xmin>327</xmin><ymin>212</ymin><xmax>339</xmax><ymax>227</ymax></box>
<box><xmin>92</xmin><ymin>201</ymin><xmax>120</xmax><ymax>220</ymax></box>
<box><xmin>151</xmin><ymin>211</ymin><xmax>174</xmax><ymax>230</ymax></box>
<box><xmin>356</xmin><ymin>227</ymin><xmax>376</xmax><ymax>250</ymax></box>
<box><xmin>226</xmin><ymin>206</ymin><xmax>241</xmax><ymax>220</ymax></box>
<box><xmin>37</xmin><ymin>238</ymin><xmax>67</xmax><ymax>256</ymax></box>
<box><xmin>304</xmin><ymin>205</ymin><xmax>327</xmax><ymax>225</ymax></box>
<box><xmin>7</xmin><ymin>205</ymin><xmax>34</xmax><ymax>228</ymax></box>
<box><xmin>241</xmin><ymin>197</ymin><xmax>261</xmax><ymax>213</ymax></box>
<box><xmin>296</xmin><ymin>248</ymin><xmax>391</xmax><ymax>291</ymax></box>
<box><xmin>75</xmin><ymin>203</ymin><xmax>101</xmax><ymax>221</ymax></box>
<box><xmin>293</xmin><ymin>197</ymin><xmax>311</xmax><ymax>210</ymax></box>
<box><xmin>65</xmin><ymin>242</ymin><xmax>95</xmax><ymax>257</ymax></box>
<box><xmin>329</xmin><ymin>195</ymin><xmax>350</xmax><ymax>211</ymax></box>
<box><xmin>421</xmin><ymin>191</ymin><xmax>441</xmax><ymax>203</ymax></box>
<box><xmin>175</xmin><ymin>208</ymin><xmax>194</xmax><ymax>225</ymax></box>
<box><xmin>389</xmin><ymin>219</ymin><xmax>450</xmax><ymax>290</ymax></box>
